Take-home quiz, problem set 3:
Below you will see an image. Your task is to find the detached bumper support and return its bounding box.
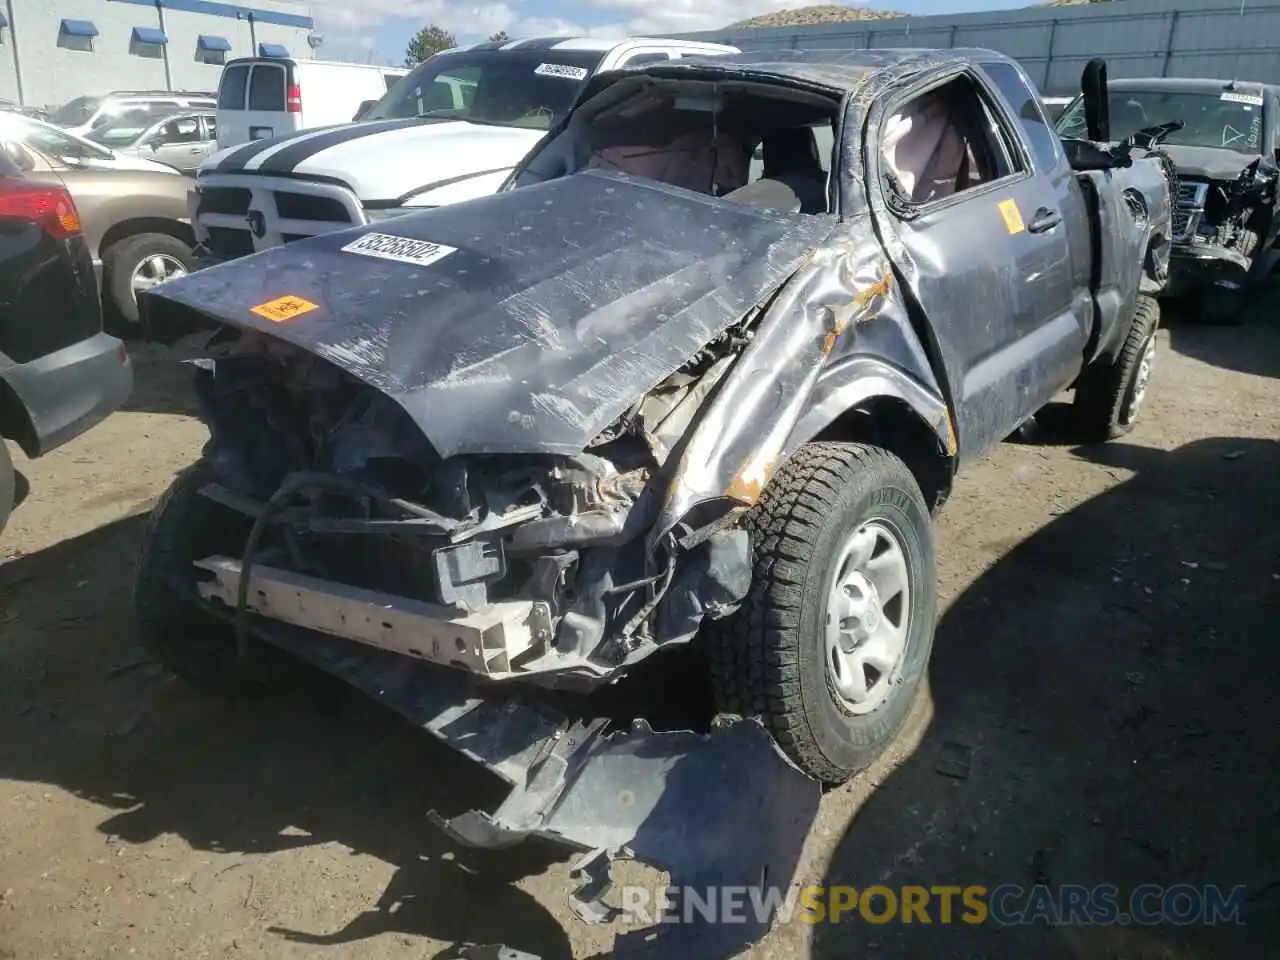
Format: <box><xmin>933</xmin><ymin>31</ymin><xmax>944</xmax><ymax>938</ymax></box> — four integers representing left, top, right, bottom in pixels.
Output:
<box><xmin>211</xmin><ymin>606</ymin><xmax>821</xmax><ymax>957</ymax></box>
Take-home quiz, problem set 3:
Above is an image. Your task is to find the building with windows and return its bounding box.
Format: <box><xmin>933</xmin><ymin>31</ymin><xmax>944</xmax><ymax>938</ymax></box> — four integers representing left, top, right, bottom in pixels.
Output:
<box><xmin>0</xmin><ymin>0</ymin><xmax>317</xmax><ymax>109</ymax></box>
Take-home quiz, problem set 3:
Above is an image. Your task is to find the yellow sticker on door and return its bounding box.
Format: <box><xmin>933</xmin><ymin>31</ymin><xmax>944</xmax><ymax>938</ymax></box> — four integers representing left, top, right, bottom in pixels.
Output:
<box><xmin>998</xmin><ymin>199</ymin><xmax>1025</xmax><ymax>235</ymax></box>
<box><xmin>251</xmin><ymin>295</ymin><xmax>319</xmax><ymax>323</ymax></box>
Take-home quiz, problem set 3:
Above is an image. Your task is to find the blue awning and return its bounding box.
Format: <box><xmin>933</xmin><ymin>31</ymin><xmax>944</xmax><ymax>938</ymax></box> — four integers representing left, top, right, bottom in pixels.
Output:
<box><xmin>0</xmin><ymin>12</ymin><xmax>9</xmax><ymax>28</ymax></box>
<box><xmin>258</xmin><ymin>42</ymin><xmax>290</xmax><ymax>58</ymax></box>
<box><xmin>60</xmin><ymin>19</ymin><xmax>100</xmax><ymax>38</ymax></box>
<box><xmin>132</xmin><ymin>26</ymin><xmax>169</xmax><ymax>45</ymax></box>
<box><xmin>197</xmin><ymin>34</ymin><xmax>232</xmax><ymax>52</ymax></box>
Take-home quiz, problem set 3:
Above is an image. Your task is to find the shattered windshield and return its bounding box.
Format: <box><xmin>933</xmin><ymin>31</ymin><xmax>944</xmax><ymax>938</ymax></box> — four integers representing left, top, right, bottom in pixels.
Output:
<box><xmin>1056</xmin><ymin>89</ymin><xmax>1267</xmax><ymax>154</ymax></box>
<box><xmin>360</xmin><ymin>49</ymin><xmax>604</xmax><ymax>130</ymax></box>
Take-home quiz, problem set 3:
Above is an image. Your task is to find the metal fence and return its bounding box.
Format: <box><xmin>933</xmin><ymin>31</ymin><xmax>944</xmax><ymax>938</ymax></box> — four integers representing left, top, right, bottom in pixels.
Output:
<box><xmin>670</xmin><ymin>0</ymin><xmax>1280</xmax><ymax>94</ymax></box>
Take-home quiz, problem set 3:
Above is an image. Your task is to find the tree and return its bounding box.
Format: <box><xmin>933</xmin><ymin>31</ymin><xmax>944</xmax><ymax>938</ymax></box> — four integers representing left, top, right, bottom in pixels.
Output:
<box><xmin>404</xmin><ymin>24</ymin><xmax>456</xmax><ymax>66</ymax></box>
<box><xmin>489</xmin><ymin>30</ymin><xmax>511</xmax><ymax>43</ymax></box>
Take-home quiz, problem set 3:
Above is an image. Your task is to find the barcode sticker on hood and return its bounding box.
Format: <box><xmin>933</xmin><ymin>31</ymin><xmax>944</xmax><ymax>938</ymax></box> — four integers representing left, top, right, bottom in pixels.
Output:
<box><xmin>534</xmin><ymin>63</ymin><xmax>589</xmax><ymax>81</ymax></box>
<box><xmin>1221</xmin><ymin>91</ymin><xmax>1264</xmax><ymax>106</ymax></box>
<box><xmin>341</xmin><ymin>232</ymin><xmax>457</xmax><ymax>267</ymax></box>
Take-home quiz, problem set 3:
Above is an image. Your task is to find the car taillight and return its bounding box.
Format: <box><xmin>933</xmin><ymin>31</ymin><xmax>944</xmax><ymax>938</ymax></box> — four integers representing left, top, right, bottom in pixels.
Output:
<box><xmin>0</xmin><ymin>181</ymin><xmax>83</xmax><ymax>239</ymax></box>
<box><xmin>287</xmin><ymin>83</ymin><xmax>302</xmax><ymax>113</ymax></box>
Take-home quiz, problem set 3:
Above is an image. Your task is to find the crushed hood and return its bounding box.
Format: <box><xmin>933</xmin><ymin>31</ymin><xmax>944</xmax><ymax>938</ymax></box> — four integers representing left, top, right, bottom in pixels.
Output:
<box><xmin>143</xmin><ymin>169</ymin><xmax>834</xmax><ymax>458</ymax></box>
<box><xmin>1161</xmin><ymin>144</ymin><xmax>1266</xmax><ymax>181</ymax></box>
<box><xmin>205</xmin><ymin>118</ymin><xmax>544</xmax><ymax>203</ymax></box>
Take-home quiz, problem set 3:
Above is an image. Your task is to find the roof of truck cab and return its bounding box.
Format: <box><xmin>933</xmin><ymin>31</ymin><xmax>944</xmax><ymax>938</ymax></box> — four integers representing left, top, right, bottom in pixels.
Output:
<box><xmin>455</xmin><ymin>36</ymin><xmax>739</xmax><ymax>53</ymax></box>
<box><xmin>610</xmin><ymin>46</ymin><xmax>1018</xmax><ymax>94</ymax></box>
<box><xmin>1109</xmin><ymin>77</ymin><xmax>1277</xmax><ymax>96</ymax></box>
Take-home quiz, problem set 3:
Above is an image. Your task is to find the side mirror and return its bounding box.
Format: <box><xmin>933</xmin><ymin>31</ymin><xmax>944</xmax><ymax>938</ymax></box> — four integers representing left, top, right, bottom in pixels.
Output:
<box><xmin>1081</xmin><ymin>58</ymin><xmax>1110</xmax><ymax>142</ymax></box>
<box><xmin>353</xmin><ymin>99</ymin><xmax>376</xmax><ymax>121</ymax></box>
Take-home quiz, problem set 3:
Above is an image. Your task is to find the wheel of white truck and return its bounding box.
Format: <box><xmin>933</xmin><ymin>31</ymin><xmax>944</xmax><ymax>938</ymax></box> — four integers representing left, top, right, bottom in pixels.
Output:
<box><xmin>135</xmin><ymin>460</ymin><xmax>290</xmax><ymax>698</ymax></box>
<box><xmin>706</xmin><ymin>442</ymin><xmax>937</xmax><ymax>785</ymax></box>
<box><xmin>1072</xmin><ymin>294</ymin><xmax>1160</xmax><ymax>441</ymax></box>
<box><xmin>105</xmin><ymin>233</ymin><xmax>194</xmax><ymax>326</ymax></box>
<box><xmin>0</xmin><ymin>440</ymin><xmax>14</xmax><ymax>535</ymax></box>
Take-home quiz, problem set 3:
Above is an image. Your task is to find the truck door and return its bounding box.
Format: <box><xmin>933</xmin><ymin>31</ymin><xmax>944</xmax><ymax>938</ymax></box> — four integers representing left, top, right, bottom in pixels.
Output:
<box><xmin>868</xmin><ymin>68</ymin><xmax>1086</xmax><ymax>464</ymax></box>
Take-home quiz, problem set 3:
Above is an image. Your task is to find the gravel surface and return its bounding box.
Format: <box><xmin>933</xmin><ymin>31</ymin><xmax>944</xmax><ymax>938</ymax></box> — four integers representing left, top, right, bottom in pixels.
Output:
<box><xmin>1</xmin><ymin>313</ymin><xmax>1277</xmax><ymax>959</ymax></box>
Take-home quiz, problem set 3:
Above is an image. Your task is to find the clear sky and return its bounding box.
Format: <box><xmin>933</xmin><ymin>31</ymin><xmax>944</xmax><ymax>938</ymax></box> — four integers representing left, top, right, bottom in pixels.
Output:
<box><xmin>307</xmin><ymin>0</ymin><xmax>1038</xmax><ymax>66</ymax></box>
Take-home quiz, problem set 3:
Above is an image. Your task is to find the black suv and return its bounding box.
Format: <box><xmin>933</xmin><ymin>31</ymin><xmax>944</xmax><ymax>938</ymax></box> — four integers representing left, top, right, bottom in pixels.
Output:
<box><xmin>1</xmin><ymin>152</ymin><xmax>133</xmax><ymax>534</ymax></box>
<box><xmin>1057</xmin><ymin>77</ymin><xmax>1280</xmax><ymax>321</ymax></box>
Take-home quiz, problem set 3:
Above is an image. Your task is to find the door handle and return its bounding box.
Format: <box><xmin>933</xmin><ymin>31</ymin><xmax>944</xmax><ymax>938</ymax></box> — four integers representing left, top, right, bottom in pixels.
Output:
<box><xmin>1027</xmin><ymin>207</ymin><xmax>1062</xmax><ymax>233</ymax></box>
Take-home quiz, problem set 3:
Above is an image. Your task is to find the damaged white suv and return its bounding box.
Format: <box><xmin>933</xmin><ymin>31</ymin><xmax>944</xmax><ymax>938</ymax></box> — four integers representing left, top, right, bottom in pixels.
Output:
<box><xmin>136</xmin><ymin>50</ymin><xmax>1172</xmax><ymax>955</ymax></box>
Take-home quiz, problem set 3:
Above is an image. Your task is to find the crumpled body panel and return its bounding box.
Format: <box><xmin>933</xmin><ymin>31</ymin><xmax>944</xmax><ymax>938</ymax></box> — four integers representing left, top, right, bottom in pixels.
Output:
<box><xmin>141</xmin><ymin>169</ymin><xmax>833</xmax><ymax>458</ymax></box>
<box><xmin>227</xmin><ymin>610</ymin><xmax>821</xmax><ymax>959</ymax></box>
<box><xmin>658</xmin><ymin>224</ymin><xmax>950</xmax><ymax>538</ymax></box>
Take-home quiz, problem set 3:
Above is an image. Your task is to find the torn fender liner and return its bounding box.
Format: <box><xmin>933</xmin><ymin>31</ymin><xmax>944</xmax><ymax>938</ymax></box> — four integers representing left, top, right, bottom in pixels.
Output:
<box><xmin>233</xmin><ymin>613</ymin><xmax>821</xmax><ymax>958</ymax></box>
<box><xmin>143</xmin><ymin>169</ymin><xmax>834</xmax><ymax>458</ymax></box>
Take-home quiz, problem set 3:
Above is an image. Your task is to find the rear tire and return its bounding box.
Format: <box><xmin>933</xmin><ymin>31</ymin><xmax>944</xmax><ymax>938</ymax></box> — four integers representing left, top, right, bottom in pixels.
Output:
<box><xmin>105</xmin><ymin>233</ymin><xmax>194</xmax><ymax>327</ymax></box>
<box><xmin>706</xmin><ymin>442</ymin><xmax>937</xmax><ymax>785</ymax></box>
<box><xmin>0</xmin><ymin>441</ymin><xmax>14</xmax><ymax>535</ymax></box>
<box><xmin>1072</xmin><ymin>294</ymin><xmax>1160</xmax><ymax>441</ymax></box>
<box><xmin>135</xmin><ymin>460</ymin><xmax>290</xmax><ymax>698</ymax></box>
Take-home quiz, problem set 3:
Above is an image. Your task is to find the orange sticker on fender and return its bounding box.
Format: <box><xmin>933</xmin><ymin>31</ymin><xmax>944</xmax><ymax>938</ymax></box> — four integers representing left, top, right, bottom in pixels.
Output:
<box><xmin>998</xmin><ymin>199</ymin><xmax>1025</xmax><ymax>235</ymax></box>
<box><xmin>251</xmin><ymin>295</ymin><xmax>319</xmax><ymax>323</ymax></box>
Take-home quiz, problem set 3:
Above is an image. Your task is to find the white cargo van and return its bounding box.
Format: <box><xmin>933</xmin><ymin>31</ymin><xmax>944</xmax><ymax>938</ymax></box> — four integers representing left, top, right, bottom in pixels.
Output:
<box><xmin>215</xmin><ymin>58</ymin><xmax>407</xmax><ymax>148</ymax></box>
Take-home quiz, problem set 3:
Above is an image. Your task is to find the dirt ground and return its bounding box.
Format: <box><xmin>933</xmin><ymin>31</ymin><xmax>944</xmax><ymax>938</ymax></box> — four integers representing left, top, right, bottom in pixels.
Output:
<box><xmin>1</xmin><ymin>310</ymin><xmax>1277</xmax><ymax>960</ymax></box>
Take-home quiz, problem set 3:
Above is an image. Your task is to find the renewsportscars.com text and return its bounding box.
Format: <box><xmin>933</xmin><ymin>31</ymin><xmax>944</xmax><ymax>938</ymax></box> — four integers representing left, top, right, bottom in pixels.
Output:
<box><xmin>617</xmin><ymin>884</ymin><xmax>1248</xmax><ymax>927</ymax></box>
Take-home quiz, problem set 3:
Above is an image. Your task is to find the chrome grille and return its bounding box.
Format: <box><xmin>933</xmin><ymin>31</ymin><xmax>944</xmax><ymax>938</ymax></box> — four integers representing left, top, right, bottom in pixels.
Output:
<box><xmin>1171</xmin><ymin>180</ymin><xmax>1209</xmax><ymax>241</ymax></box>
<box><xmin>1176</xmin><ymin>180</ymin><xmax>1203</xmax><ymax>207</ymax></box>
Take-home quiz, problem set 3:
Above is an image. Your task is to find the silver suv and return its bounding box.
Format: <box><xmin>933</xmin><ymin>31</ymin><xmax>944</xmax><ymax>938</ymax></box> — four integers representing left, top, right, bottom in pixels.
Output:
<box><xmin>49</xmin><ymin>91</ymin><xmax>216</xmax><ymax>139</ymax></box>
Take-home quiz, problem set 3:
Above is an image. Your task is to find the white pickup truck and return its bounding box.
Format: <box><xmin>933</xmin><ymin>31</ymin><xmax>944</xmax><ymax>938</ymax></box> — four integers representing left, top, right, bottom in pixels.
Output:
<box><xmin>190</xmin><ymin>36</ymin><xmax>739</xmax><ymax>261</ymax></box>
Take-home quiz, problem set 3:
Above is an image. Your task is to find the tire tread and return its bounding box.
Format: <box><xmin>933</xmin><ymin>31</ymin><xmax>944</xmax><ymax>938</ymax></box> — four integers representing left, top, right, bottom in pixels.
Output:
<box><xmin>1072</xmin><ymin>294</ymin><xmax>1160</xmax><ymax>441</ymax></box>
<box><xmin>706</xmin><ymin>442</ymin><xmax>928</xmax><ymax>783</ymax></box>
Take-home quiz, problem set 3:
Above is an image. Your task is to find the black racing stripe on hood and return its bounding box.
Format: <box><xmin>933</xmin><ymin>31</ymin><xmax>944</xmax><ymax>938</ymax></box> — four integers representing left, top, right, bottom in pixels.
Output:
<box><xmin>394</xmin><ymin>166</ymin><xmax>516</xmax><ymax>204</ymax></box>
<box><xmin>215</xmin><ymin>135</ymin><xmax>286</xmax><ymax>171</ymax></box>
<box><xmin>254</xmin><ymin>118</ymin><xmax>438</xmax><ymax>173</ymax></box>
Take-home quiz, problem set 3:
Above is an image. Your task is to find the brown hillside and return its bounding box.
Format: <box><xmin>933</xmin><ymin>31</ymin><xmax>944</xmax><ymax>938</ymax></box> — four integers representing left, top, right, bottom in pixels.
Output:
<box><xmin>729</xmin><ymin>4</ymin><xmax>905</xmax><ymax>30</ymax></box>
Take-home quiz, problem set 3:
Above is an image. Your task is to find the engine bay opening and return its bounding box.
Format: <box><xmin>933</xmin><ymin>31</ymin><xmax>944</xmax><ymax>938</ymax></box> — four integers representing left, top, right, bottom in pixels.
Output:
<box><xmin>186</xmin><ymin>319</ymin><xmax>757</xmax><ymax>692</ymax></box>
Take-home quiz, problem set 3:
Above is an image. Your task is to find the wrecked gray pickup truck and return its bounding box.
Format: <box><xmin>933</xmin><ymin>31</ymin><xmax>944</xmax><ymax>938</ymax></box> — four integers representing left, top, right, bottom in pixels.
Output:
<box><xmin>135</xmin><ymin>50</ymin><xmax>1172</xmax><ymax>956</ymax></box>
